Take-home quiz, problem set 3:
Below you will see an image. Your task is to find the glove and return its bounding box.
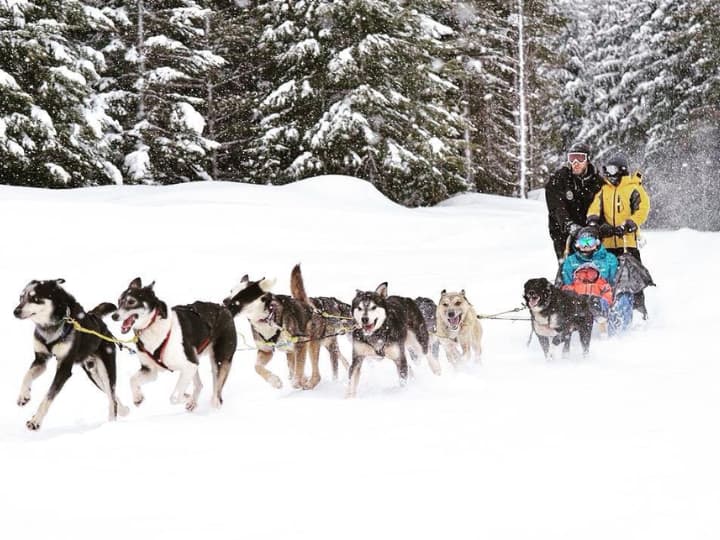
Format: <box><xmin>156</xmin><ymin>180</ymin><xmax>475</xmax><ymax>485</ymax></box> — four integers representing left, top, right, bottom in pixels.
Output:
<box><xmin>586</xmin><ymin>215</ymin><xmax>600</xmax><ymax>227</ymax></box>
<box><xmin>598</xmin><ymin>223</ymin><xmax>615</xmax><ymax>238</ymax></box>
<box><xmin>566</xmin><ymin>222</ymin><xmax>582</xmax><ymax>236</ymax></box>
<box><xmin>614</xmin><ymin>226</ymin><xmax>626</xmax><ymax>237</ymax></box>
<box><xmin>623</xmin><ymin>219</ymin><xmax>638</xmax><ymax>233</ymax></box>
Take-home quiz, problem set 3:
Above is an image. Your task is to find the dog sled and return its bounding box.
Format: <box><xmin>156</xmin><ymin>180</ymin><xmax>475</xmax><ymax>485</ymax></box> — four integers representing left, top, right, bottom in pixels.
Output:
<box><xmin>556</xmin><ymin>233</ymin><xmax>655</xmax><ymax>335</ymax></box>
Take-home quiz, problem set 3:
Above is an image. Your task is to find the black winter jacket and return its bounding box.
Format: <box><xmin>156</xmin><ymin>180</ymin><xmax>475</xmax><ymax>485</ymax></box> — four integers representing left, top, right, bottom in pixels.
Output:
<box><xmin>545</xmin><ymin>163</ymin><xmax>602</xmax><ymax>259</ymax></box>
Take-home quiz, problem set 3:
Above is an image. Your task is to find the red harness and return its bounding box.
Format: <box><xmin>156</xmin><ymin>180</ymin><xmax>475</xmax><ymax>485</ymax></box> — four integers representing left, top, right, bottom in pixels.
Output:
<box><xmin>136</xmin><ymin>327</ymin><xmax>173</xmax><ymax>371</ymax></box>
<box><xmin>135</xmin><ymin>310</ymin><xmax>212</xmax><ymax>370</ymax></box>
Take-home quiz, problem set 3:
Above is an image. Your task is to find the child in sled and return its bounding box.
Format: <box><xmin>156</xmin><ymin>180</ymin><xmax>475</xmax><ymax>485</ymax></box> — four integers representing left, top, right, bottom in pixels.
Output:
<box><xmin>561</xmin><ymin>227</ymin><xmax>633</xmax><ymax>335</ymax></box>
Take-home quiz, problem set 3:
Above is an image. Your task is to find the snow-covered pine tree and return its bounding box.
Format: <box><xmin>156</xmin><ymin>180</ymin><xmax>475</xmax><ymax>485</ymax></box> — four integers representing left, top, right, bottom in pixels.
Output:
<box><xmin>509</xmin><ymin>0</ymin><xmax>564</xmax><ymax>194</ymax></box>
<box><xmin>432</xmin><ymin>1</ymin><xmax>517</xmax><ymax>195</ymax></box>
<box><xmin>0</xmin><ymin>0</ymin><xmax>121</xmax><ymax>187</ymax></box>
<box><xmin>200</xmin><ymin>0</ymin><xmax>259</xmax><ymax>182</ymax></box>
<box><xmin>101</xmin><ymin>0</ymin><xmax>224</xmax><ymax>184</ymax></box>
<box><xmin>246</xmin><ymin>0</ymin><xmax>467</xmax><ymax>206</ymax></box>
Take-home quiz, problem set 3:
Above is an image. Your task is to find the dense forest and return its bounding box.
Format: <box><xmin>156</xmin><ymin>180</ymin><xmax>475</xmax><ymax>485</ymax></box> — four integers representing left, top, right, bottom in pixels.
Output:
<box><xmin>0</xmin><ymin>1</ymin><xmax>717</xmax><ymax>228</ymax></box>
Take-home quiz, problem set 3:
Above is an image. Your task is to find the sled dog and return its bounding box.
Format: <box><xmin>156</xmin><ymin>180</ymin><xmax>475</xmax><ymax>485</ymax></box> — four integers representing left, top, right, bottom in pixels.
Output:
<box><xmin>223</xmin><ymin>274</ymin><xmax>352</xmax><ymax>380</ymax></box>
<box><xmin>347</xmin><ymin>283</ymin><xmax>440</xmax><ymax>398</ymax></box>
<box><xmin>523</xmin><ymin>278</ymin><xmax>593</xmax><ymax>359</ymax></box>
<box><xmin>13</xmin><ymin>279</ymin><xmax>128</xmax><ymax>430</ymax></box>
<box><xmin>239</xmin><ymin>264</ymin><xmax>341</xmax><ymax>389</ymax></box>
<box><xmin>435</xmin><ymin>290</ymin><xmax>483</xmax><ymax>366</ymax></box>
<box><xmin>112</xmin><ymin>278</ymin><xmax>237</xmax><ymax>411</ymax></box>
<box><xmin>413</xmin><ymin>297</ymin><xmax>441</xmax><ymax>363</ymax></box>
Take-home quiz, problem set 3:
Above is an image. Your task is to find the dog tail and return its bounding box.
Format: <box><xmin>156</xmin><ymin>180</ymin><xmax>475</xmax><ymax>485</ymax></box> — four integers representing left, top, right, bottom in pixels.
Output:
<box><xmin>290</xmin><ymin>264</ymin><xmax>314</xmax><ymax>307</ymax></box>
<box><xmin>90</xmin><ymin>302</ymin><xmax>117</xmax><ymax>318</ymax></box>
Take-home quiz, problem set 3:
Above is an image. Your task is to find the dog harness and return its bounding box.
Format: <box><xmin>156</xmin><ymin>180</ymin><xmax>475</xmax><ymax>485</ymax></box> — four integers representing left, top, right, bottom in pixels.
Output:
<box><xmin>35</xmin><ymin>322</ymin><xmax>73</xmax><ymax>350</ymax></box>
<box><xmin>136</xmin><ymin>329</ymin><xmax>173</xmax><ymax>371</ymax></box>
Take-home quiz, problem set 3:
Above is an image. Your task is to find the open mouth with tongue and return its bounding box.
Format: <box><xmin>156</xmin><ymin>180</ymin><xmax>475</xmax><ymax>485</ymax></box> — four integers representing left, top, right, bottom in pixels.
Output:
<box><xmin>526</xmin><ymin>294</ymin><xmax>540</xmax><ymax>308</ymax></box>
<box><xmin>447</xmin><ymin>313</ymin><xmax>462</xmax><ymax>330</ymax></box>
<box><xmin>362</xmin><ymin>320</ymin><xmax>376</xmax><ymax>334</ymax></box>
<box><xmin>121</xmin><ymin>314</ymin><xmax>138</xmax><ymax>334</ymax></box>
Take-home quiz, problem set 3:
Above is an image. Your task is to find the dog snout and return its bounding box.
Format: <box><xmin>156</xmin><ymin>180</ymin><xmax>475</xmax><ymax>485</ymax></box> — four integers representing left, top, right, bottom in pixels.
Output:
<box><xmin>447</xmin><ymin>310</ymin><xmax>455</xmax><ymax>318</ymax></box>
<box><xmin>13</xmin><ymin>305</ymin><xmax>22</xmax><ymax>318</ymax></box>
<box><xmin>361</xmin><ymin>316</ymin><xmax>369</xmax><ymax>325</ymax></box>
<box><xmin>111</xmin><ymin>312</ymin><xmax>120</xmax><ymax>321</ymax></box>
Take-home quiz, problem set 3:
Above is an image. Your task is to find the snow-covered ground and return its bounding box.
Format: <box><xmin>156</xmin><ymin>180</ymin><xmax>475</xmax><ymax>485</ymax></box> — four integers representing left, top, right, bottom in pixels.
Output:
<box><xmin>1</xmin><ymin>176</ymin><xmax>718</xmax><ymax>539</ymax></box>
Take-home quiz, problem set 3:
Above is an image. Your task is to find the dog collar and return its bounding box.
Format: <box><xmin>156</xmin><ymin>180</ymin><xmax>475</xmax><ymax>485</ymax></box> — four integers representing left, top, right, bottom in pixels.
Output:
<box><xmin>35</xmin><ymin>321</ymin><xmax>73</xmax><ymax>350</ymax></box>
<box><xmin>136</xmin><ymin>308</ymin><xmax>159</xmax><ymax>332</ymax></box>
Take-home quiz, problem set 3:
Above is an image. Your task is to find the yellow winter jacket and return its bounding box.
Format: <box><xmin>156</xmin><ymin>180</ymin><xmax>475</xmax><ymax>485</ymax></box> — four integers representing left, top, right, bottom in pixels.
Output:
<box><xmin>587</xmin><ymin>172</ymin><xmax>650</xmax><ymax>250</ymax></box>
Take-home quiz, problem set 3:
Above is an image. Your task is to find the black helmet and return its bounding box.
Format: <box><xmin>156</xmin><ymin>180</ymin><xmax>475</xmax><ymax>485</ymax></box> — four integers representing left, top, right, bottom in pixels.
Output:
<box><xmin>569</xmin><ymin>141</ymin><xmax>591</xmax><ymax>156</ymax></box>
<box><xmin>603</xmin><ymin>153</ymin><xmax>629</xmax><ymax>184</ymax></box>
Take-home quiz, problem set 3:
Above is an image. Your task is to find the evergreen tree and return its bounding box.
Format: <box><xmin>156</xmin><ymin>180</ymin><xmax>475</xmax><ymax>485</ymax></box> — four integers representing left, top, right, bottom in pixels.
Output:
<box><xmin>101</xmin><ymin>0</ymin><xmax>224</xmax><ymax>184</ymax></box>
<box><xmin>246</xmin><ymin>0</ymin><xmax>467</xmax><ymax>206</ymax></box>
<box><xmin>0</xmin><ymin>0</ymin><xmax>120</xmax><ymax>187</ymax></box>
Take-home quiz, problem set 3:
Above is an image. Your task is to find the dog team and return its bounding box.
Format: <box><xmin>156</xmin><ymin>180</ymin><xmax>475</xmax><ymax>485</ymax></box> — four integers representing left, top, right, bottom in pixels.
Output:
<box><xmin>12</xmin><ymin>265</ymin><xmax>485</xmax><ymax>430</ymax></box>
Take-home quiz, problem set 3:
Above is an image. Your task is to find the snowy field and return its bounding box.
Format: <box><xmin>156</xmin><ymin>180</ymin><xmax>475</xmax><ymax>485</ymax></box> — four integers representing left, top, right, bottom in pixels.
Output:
<box><xmin>1</xmin><ymin>176</ymin><xmax>718</xmax><ymax>539</ymax></box>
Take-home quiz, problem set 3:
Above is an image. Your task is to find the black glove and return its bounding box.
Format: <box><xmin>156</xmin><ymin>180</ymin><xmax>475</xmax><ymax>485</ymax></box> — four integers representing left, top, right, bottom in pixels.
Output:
<box><xmin>586</xmin><ymin>215</ymin><xmax>600</xmax><ymax>227</ymax></box>
<box><xmin>623</xmin><ymin>219</ymin><xmax>638</xmax><ymax>233</ymax></box>
<box><xmin>598</xmin><ymin>223</ymin><xmax>615</xmax><ymax>238</ymax></box>
<box><xmin>566</xmin><ymin>222</ymin><xmax>582</xmax><ymax>236</ymax></box>
<box><xmin>614</xmin><ymin>226</ymin><xmax>626</xmax><ymax>237</ymax></box>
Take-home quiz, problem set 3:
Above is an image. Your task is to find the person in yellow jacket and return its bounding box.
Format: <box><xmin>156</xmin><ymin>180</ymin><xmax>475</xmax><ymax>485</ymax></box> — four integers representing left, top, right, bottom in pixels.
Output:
<box><xmin>586</xmin><ymin>153</ymin><xmax>650</xmax><ymax>318</ymax></box>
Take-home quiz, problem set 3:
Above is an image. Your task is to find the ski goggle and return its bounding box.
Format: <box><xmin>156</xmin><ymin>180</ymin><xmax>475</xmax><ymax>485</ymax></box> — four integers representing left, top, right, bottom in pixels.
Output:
<box><xmin>576</xmin><ymin>235</ymin><xmax>599</xmax><ymax>249</ymax></box>
<box><xmin>604</xmin><ymin>164</ymin><xmax>620</xmax><ymax>175</ymax></box>
<box><xmin>568</xmin><ymin>152</ymin><xmax>587</xmax><ymax>164</ymax></box>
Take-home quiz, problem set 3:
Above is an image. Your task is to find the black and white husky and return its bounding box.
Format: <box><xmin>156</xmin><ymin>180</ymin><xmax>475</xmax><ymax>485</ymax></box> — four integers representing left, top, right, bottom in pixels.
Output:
<box><xmin>112</xmin><ymin>278</ymin><xmax>237</xmax><ymax>411</ymax></box>
<box><xmin>347</xmin><ymin>283</ymin><xmax>440</xmax><ymax>398</ymax></box>
<box><xmin>13</xmin><ymin>279</ymin><xmax>129</xmax><ymax>430</ymax></box>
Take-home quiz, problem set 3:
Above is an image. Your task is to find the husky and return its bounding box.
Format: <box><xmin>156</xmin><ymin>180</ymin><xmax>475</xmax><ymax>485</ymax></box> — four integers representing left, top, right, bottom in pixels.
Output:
<box><xmin>112</xmin><ymin>278</ymin><xmax>237</xmax><ymax>411</ymax></box>
<box><xmin>347</xmin><ymin>283</ymin><xmax>440</xmax><ymax>398</ymax></box>
<box><xmin>435</xmin><ymin>290</ymin><xmax>483</xmax><ymax>366</ymax></box>
<box><xmin>235</xmin><ymin>265</ymin><xmax>344</xmax><ymax>389</ymax></box>
<box><xmin>523</xmin><ymin>278</ymin><xmax>594</xmax><ymax>359</ymax></box>
<box><xmin>413</xmin><ymin>297</ymin><xmax>441</xmax><ymax>364</ymax></box>
<box><xmin>13</xmin><ymin>279</ymin><xmax>129</xmax><ymax>430</ymax></box>
<box><xmin>223</xmin><ymin>274</ymin><xmax>276</xmax><ymax>318</ymax></box>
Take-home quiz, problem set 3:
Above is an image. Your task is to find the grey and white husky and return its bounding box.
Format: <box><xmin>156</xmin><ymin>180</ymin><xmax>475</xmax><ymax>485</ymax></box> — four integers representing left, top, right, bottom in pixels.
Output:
<box><xmin>112</xmin><ymin>278</ymin><xmax>237</xmax><ymax>411</ymax></box>
<box><xmin>13</xmin><ymin>279</ymin><xmax>129</xmax><ymax>430</ymax></box>
<box><xmin>347</xmin><ymin>283</ymin><xmax>441</xmax><ymax>398</ymax></box>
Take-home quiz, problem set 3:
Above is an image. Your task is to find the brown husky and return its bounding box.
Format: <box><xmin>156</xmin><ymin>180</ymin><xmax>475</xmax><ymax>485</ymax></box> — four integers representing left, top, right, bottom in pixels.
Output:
<box><xmin>242</xmin><ymin>265</ymin><xmax>345</xmax><ymax>390</ymax></box>
<box><xmin>436</xmin><ymin>290</ymin><xmax>483</xmax><ymax>366</ymax></box>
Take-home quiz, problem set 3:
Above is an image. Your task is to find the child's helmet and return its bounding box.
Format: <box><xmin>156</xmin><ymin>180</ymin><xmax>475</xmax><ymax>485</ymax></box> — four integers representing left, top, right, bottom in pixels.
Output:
<box><xmin>574</xmin><ymin>226</ymin><xmax>600</xmax><ymax>251</ymax></box>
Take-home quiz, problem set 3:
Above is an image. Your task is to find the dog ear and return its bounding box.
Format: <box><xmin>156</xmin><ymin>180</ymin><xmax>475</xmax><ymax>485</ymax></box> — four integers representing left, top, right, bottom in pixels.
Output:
<box><xmin>375</xmin><ymin>282</ymin><xmax>388</xmax><ymax>298</ymax></box>
<box><xmin>260</xmin><ymin>277</ymin><xmax>275</xmax><ymax>292</ymax></box>
<box><xmin>129</xmin><ymin>277</ymin><xmax>142</xmax><ymax>289</ymax></box>
<box><xmin>158</xmin><ymin>301</ymin><xmax>168</xmax><ymax>319</ymax></box>
<box><xmin>240</xmin><ymin>274</ymin><xmax>249</xmax><ymax>284</ymax></box>
<box><xmin>461</xmin><ymin>289</ymin><xmax>466</xmax><ymax>297</ymax></box>
<box><xmin>147</xmin><ymin>280</ymin><xmax>156</xmax><ymax>290</ymax></box>
<box><xmin>54</xmin><ymin>278</ymin><xmax>66</xmax><ymax>285</ymax></box>
<box><xmin>441</xmin><ymin>289</ymin><xmax>446</xmax><ymax>295</ymax></box>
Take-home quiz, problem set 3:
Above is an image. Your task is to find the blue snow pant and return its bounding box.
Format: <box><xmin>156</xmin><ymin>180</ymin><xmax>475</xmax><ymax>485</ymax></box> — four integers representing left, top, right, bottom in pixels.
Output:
<box><xmin>606</xmin><ymin>292</ymin><xmax>633</xmax><ymax>335</ymax></box>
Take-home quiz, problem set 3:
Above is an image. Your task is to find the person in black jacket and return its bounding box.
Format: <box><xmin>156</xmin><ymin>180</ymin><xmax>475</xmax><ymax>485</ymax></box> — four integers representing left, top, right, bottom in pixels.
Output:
<box><xmin>545</xmin><ymin>142</ymin><xmax>603</xmax><ymax>261</ymax></box>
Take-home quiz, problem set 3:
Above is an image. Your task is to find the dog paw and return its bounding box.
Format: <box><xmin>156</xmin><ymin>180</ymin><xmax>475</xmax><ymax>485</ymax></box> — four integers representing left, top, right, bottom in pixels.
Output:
<box><xmin>268</xmin><ymin>375</ymin><xmax>283</xmax><ymax>389</ymax></box>
<box><xmin>210</xmin><ymin>396</ymin><xmax>223</xmax><ymax>409</ymax></box>
<box><xmin>17</xmin><ymin>393</ymin><xmax>30</xmax><ymax>407</ymax></box>
<box><xmin>185</xmin><ymin>399</ymin><xmax>197</xmax><ymax>412</ymax></box>
<box><xmin>344</xmin><ymin>390</ymin><xmax>356</xmax><ymax>399</ymax></box>
<box><xmin>133</xmin><ymin>395</ymin><xmax>144</xmax><ymax>407</ymax></box>
<box><xmin>428</xmin><ymin>360</ymin><xmax>442</xmax><ymax>376</ymax></box>
<box><xmin>117</xmin><ymin>402</ymin><xmax>130</xmax><ymax>417</ymax></box>
<box><xmin>303</xmin><ymin>376</ymin><xmax>320</xmax><ymax>390</ymax></box>
<box><xmin>26</xmin><ymin>418</ymin><xmax>41</xmax><ymax>431</ymax></box>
